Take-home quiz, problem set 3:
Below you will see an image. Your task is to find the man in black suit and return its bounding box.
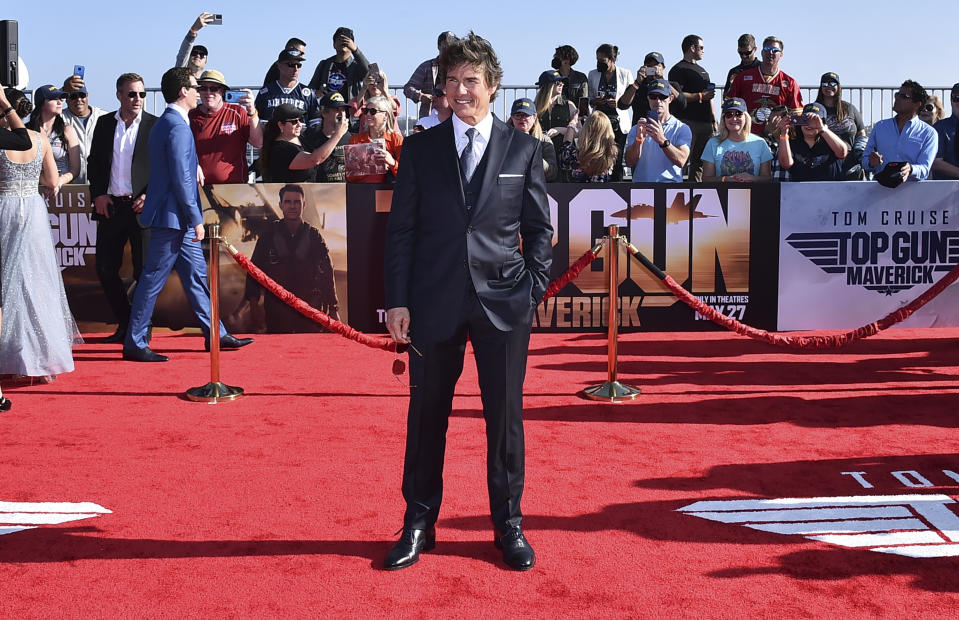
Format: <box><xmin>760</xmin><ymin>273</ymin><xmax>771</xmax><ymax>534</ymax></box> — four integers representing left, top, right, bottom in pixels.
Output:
<box><xmin>87</xmin><ymin>73</ymin><xmax>157</xmax><ymax>343</ymax></box>
<box><xmin>384</xmin><ymin>32</ymin><xmax>553</xmax><ymax>572</ymax></box>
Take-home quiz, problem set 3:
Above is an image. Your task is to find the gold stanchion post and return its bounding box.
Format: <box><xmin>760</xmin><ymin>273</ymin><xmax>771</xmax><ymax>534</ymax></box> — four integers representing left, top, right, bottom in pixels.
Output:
<box><xmin>581</xmin><ymin>225</ymin><xmax>642</xmax><ymax>402</ymax></box>
<box><xmin>185</xmin><ymin>223</ymin><xmax>245</xmax><ymax>403</ymax></box>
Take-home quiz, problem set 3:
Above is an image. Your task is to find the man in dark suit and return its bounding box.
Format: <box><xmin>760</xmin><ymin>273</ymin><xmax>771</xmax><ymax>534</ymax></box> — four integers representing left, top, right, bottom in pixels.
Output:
<box><xmin>87</xmin><ymin>72</ymin><xmax>157</xmax><ymax>343</ymax></box>
<box><xmin>384</xmin><ymin>32</ymin><xmax>553</xmax><ymax>571</ymax></box>
<box><xmin>123</xmin><ymin>68</ymin><xmax>252</xmax><ymax>362</ymax></box>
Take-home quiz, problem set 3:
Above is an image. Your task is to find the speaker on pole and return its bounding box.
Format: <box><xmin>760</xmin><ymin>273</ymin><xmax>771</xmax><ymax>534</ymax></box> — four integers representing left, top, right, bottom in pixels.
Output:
<box><xmin>0</xmin><ymin>20</ymin><xmax>18</xmax><ymax>87</ymax></box>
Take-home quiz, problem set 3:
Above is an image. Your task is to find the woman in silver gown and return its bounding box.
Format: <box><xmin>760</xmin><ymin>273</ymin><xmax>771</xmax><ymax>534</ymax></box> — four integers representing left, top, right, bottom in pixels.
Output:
<box><xmin>0</xmin><ymin>88</ymin><xmax>80</xmax><ymax>386</ymax></box>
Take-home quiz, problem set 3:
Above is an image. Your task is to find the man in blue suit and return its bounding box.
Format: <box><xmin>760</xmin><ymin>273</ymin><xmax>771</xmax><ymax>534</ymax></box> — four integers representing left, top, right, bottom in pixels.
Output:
<box><xmin>123</xmin><ymin>67</ymin><xmax>252</xmax><ymax>362</ymax></box>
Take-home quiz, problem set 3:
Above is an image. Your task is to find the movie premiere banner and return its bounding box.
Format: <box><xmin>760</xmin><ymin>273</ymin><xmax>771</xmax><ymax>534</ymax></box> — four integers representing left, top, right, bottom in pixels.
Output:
<box><xmin>346</xmin><ymin>183</ymin><xmax>782</xmax><ymax>333</ymax></box>
<box><xmin>778</xmin><ymin>181</ymin><xmax>959</xmax><ymax>330</ymax></box>
<box><xmin>50</xmin><ymin>183</ymin><xmax>348</xmax><ymax>334</ymax></box>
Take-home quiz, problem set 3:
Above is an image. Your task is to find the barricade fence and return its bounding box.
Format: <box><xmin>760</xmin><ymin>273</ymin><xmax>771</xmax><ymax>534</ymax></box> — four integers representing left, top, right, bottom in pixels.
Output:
<box><xmin>48</xmin><ymin>181</ymin><xmax>959</xmax><ymax>336</ymax></box>
<box><xmin>137</xmin><ymin>85</ymin><xmax>955</xmax><ymax>134</ymax></box>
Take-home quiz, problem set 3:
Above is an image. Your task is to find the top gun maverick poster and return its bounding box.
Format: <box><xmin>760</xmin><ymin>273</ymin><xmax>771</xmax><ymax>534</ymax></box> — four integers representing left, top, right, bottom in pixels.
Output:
<box><xmin>345</xmin><ymin>183</ymin><xmax>781</xmax><ymax>333</ymax></box>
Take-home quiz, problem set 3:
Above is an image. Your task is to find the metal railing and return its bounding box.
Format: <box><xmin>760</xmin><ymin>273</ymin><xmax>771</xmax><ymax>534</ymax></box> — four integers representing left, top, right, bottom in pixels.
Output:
<box><xmin>141</xmin><ymin>84</ymin><xmax>954</xmax><ymax>136</ymax></box>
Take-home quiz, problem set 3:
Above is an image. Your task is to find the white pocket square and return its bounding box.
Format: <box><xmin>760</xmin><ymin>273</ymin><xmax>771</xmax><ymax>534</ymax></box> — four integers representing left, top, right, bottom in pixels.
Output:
<box><xmin>498</xmin><ymin>173</ymin><xmax>523</xmax><ymax>178</ymax></box>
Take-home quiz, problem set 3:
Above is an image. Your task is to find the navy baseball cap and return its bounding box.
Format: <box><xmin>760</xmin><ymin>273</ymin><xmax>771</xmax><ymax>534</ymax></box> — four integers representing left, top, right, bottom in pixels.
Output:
<box><xmin>646</xmin><ymin>79</ymin><xmax>671</xmax><ymax>97</ymax></box>
<box><xmin>34</xmin><ymin>84</ymin><xmax>66</xmax><ymax>104</ymax></box>
<box><xmin>803</xmin><ymin>102</ymin><xmax>827</xmax><ymax>118</ymax></box>
<box><xmin>511</xmin><ymin>98</ymin><xmax>536</xmax><ymax>116</ymax></box>
<box><xmin>722</xmin><ymin>98</ymin><xmax>747</xmax><ymax>113</ymax></box>
<box><xmin>191</xmin><ymin>45</ymin><xmax>208</xmax><ymax>57</ymax></box>
<box><xmin>536</xmin><ymin>69</ymin><xmax>565</xmax><ymax>86</ymax></box>
<box><xmin>820</xmin><ymin>72</ymin><xmax>840</xmax><ymax>84</ymax></box>
<box><xmin>644</xmin><ymin>52</ymin><xmax>665</xmax><ymax>65</ymax></box>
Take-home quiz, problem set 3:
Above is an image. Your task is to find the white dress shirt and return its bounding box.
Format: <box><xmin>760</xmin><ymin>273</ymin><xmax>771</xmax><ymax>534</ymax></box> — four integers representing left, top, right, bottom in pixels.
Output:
<box><xmin>107</xmin><ymin>110</ymin><xmax>143</xmax><ymax>196</ymax></box>
<box><xmin>452</xmin><ymin>111</ymin><xmax>493</xmax><ymax>164</ymax></box>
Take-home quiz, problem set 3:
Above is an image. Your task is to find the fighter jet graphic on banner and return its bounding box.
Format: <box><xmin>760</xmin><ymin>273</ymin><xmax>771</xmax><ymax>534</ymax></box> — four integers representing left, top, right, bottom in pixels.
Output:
<box><xmin>1</xmin><ymin>501</ymin><xmax>112</xmax><ymax>537</ymax></box>
<box><xmin>678</xmin><ymin>494</ymin><xmax>959</xmax><ymax>558</ymax></box>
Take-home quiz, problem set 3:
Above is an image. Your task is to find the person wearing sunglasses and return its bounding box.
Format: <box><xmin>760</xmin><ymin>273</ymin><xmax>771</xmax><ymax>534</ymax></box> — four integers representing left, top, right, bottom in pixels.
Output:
<box><xmin>919</xmin><ymin>95</ymin><xmax>944</xmax><ymax>126</ymax></box>
<box><xmin>624</xmin><ymin>79</ymin><xmax>691</xmax><ymax>182</ymax></box>
<box><xmin>26</xmin><ymin>85</ymin><xmax>80</xmax><ymax>192</ymax></box>
<box><xmin>701</xmin><ymin>97</ymin><xmax>772</xmax><ymax>183</ymax></box>
<box><xmin>814</xmin><ymin>72</ymin><xmax>867</xmax><ymax>180</ymax></box>
<box><xmin>722</xmin><ymin>34</ymin><xmax>760</xmax><ymax>98</ymax></box>
<box><xmin>60</xmin><ymin>75</ymin><xmax>106</xmax><ymax>184</ymax></box>
<box><xmin>862</xmin><ymin>80</ymin><xmax>938</xmax><ymax>185</ymax></box>
<box><xmin>931</xmin><ymin>83</ymin><xmax>959</xmax><ymax>180</ymax></box>
<box><xmin>87</xmin><ymin>72</ymin><xmax>158</xmax><ymax>344</ymax></box>
<box><xmin>254</xmin><ymin>48</ymin><xmax>322</xmax><ymax>130</ymax></box>
<box><xmin>175</xmin><ymin>12</ymin><xmax>215</xmax><ymax>79</ymax></box>
<box><xmin>726</xmin><ymin>35</ymin><xmax>803</xmax><ymax>136</ymax></box>
<box><xmin>507</xmin><ymin>98</ymin><xmax>558</xmax><ymax>182</ymax></box>
<box><xmin>189</xmin><ymin>69</ymin><xmax>262</xmax><ymax>184</ymax></box>
<box><xmin>259</xmin><ymin>103</ymin><xmax>336</xmax><ymax>183</ymax></box>
<box><xmin>345</xmin><ymin>96</ymin><xmax>402</xmax><ymax>183</ymax></box>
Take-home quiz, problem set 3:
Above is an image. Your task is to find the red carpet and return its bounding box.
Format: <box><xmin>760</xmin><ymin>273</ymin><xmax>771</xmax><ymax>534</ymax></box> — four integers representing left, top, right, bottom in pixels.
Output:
<box><xmin>2</xmin><ymin>328</ymin><xmax>958</xmax><ymax>617</ymax></box>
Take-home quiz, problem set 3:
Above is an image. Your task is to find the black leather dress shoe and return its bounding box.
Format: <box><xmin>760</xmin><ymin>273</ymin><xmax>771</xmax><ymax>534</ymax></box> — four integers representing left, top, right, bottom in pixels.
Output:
<box><xmin>384</xmin><ymin>527</ymin><xmax>436</xmax><ymax>570</ymax></box>
<box><xmin>0</xmin><ymin>396</ymin><xmax>11</xmax><ymax>412</ymax></box>
<box><xmin>102</xmin><ymin>324</ymin><xmax>127</xmax><ymax>344</ymax></box>
<box><xmin>495</xmin><ymin>525</ymin><xmax>535</xmax><ymax>571</ymax></box>
<box><xmin>122</xmin><ymin>347</ymin><xmax>170</xmax><ymax>362</ymax></box>
<box><xmin>204</xmin><ymin>334</ymin><xmax>254</xmax><ymax>352</ymax></box>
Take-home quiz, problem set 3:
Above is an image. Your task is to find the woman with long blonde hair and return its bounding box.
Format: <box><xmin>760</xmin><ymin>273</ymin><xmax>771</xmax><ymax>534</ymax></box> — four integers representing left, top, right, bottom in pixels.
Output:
<box><xmin>559</xmin><ymin>111</ymin><xmax>617</xmax><ymax>182</ymax></box>
<box><xmin>346</xmin><ymin>95</ymin><xmax>402</xmax><ymax>183</ymax></box>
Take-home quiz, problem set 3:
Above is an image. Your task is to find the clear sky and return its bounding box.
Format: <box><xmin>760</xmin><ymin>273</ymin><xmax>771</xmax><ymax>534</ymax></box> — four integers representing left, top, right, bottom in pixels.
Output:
<box><xmin>9</xmin><ymin>2</ymin><xmax>959</xmax><ymax>114</ymax></box>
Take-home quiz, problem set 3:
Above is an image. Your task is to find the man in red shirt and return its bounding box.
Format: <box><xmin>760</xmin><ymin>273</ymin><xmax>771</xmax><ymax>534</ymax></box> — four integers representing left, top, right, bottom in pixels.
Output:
<box><xmin>189</xmin><ymin>69</ymin><xmax>263</xmax><ymax>183</ymax></box>
<box><xmin>727</xmin><ymin>36</ymin><xmax>802</xmax><ymax>136</ymax></box>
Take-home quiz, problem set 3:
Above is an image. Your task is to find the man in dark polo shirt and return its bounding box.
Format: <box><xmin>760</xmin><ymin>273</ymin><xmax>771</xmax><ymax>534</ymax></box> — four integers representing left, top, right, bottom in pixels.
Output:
<box><xmin>189</xmin><ymin>70</ymin><xmax>262</xmax><ymax>184</ymax></box>
<box><xmin>669</xmin><ymin>34</ymin><xmax>717</xmax><ymax>182</ymax></box>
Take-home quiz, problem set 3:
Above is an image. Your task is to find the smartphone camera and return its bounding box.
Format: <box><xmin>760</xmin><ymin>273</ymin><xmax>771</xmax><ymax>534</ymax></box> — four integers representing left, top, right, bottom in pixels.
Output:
<box><xmin>788</xmin><ymin>114</ymin><xmax>809</xmax><ymax>126</ymax></box>
<box><xmin>210</xmin><ymin>13</ymin><xmax>223</xmax><ymax>25</ymax></box>
<box><xmin>224</xmin><ymin>90</ymin><xmax>245</xmax><ymax>103</ymax></box>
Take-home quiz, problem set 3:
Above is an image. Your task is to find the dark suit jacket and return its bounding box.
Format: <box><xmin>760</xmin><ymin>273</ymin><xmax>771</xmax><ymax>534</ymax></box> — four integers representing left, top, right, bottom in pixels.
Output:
<box><xmin>87</xmin><ymin>111</ymin><xmax>157</xmax><ymax>200</ymax></box>
<box><xmin>385</xmin><ymin>116</ymin><xmax>553</xmax><ymax>339</ymax></box>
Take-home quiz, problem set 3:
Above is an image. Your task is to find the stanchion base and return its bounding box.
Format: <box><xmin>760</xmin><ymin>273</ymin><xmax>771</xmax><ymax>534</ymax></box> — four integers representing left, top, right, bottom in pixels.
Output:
<box><xmin>185</xmin><ymin>381</ymin><xmax>245</xmax><ymax>403</ymax></box>
<box><xmin>581</xmin><ymin>381</ymin><xmax>642</xmax><ymax>402</ymax></box>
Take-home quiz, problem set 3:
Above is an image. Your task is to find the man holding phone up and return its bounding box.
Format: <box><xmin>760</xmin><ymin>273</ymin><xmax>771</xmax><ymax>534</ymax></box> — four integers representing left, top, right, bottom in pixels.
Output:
<box><xmin>624</xmin><ymin>79</ymin><xmax>692</xmax><ymax>182</ymax></box>
<box><xmin>189</xmin><ymin>69</ymin><xmax>262</xmax><ymax>183</ymax></box>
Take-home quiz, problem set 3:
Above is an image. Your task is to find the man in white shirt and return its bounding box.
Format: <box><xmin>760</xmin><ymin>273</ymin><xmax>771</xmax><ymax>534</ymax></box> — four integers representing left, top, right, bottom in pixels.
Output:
<box><xmin>87</xmin><ymin>73</ymin><xmax>157</xmax><ymax>343</ymax></box>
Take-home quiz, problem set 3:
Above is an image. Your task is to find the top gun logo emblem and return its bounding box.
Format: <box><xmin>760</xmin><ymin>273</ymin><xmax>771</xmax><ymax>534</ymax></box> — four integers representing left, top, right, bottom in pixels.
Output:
<box><xmin>786</xmin><ymin>231</ymin><xmax>959</xmax><ymax>295</ymax></box>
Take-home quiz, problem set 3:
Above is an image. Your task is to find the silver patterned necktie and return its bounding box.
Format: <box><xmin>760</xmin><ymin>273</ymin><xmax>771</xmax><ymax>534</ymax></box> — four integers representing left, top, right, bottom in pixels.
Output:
<box><xmin>460</xmin><ymin>127</ymin><xmax>477</xmax><ymax>181</ymax></box>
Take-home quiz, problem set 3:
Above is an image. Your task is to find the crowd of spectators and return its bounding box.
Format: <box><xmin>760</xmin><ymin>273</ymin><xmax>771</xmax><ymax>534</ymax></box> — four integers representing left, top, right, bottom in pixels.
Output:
<box><xmin>25</xmin><ymin>16</ymin><xmax>959</xmax><ymax>189</ymax></box>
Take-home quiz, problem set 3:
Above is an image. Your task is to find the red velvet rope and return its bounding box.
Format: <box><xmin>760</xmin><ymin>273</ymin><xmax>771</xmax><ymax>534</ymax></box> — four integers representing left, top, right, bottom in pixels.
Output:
<box><xmin>543</xmin><ymin>245</ymin><xmax>603</xmax><ymax>301</ymax></box>
<box><xmin>227</xmin><ymin>243</ymin><xmax>603</xmax><ymax>353</ymax></box>
<box><xmin>628</xmin><ymin>245</ymin><xmax>959</xmax><ymax>349</ymax></box>
<box><xmin>230</xmin><ymin>251</ymin><xmax>401</xmax><ymax>352</ymax></box>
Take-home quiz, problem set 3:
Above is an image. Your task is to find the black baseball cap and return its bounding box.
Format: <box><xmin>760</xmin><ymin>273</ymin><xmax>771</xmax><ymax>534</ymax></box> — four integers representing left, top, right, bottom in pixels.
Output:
<box><xmin>278</xmin><ymin>48</ymin><xmax>306</xmax><ymax>63</ymax></box>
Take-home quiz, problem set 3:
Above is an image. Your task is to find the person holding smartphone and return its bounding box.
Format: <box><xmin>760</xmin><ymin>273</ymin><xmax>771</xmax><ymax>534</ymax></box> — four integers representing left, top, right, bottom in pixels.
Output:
<box><xmin>618</xmin><ymin>52</ymin><xmax>686</xmax><ymax>127</ymax></box>
<box><xmin>587</xmin><ymin>43</ymin><xmax>633</xmax><ymax>181</ymax></box>
<box><xmin>189</xmin><ymin>69</ymin><xmax>261</xmax><ymax>184</ymax></box>
<box><xmin>624</xmin><ymin>79</ymin><xmax>691</xmax><ymax>182</ymax></box>
<box><xmin>777</xmin><ymin>103</ymin><xmax>848</xmax><ymax>181</ymax></box>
